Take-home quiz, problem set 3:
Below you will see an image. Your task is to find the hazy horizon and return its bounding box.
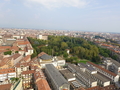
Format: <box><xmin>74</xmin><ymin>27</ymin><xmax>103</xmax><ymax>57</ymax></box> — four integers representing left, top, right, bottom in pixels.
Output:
<box><xmin>0</xmin><ymin>0</ymin><xmax>120</xmax><ymax>33</ymax></box>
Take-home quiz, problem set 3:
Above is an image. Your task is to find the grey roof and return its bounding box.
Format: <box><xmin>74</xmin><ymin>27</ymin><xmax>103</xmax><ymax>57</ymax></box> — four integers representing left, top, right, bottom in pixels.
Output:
<box><xmin>67</xmin><ymin>63</ymin><xmax>78</xmax><ymax>73</ymax></box>
<box><xmin>110</xmin><ymin>59</ymin><xmax>120</xmax><ymax>67</ymax></box>
<box><xmin>68</xmin><ymin>63</ymin><xmax>96</xmax><ymax>83</ymax></box>
<box><xmin>60</xmin><ymin>69</ymin><xmax>75</xmax><ymax>80</ymax></box>
<box><xmin>70</xmin><ymin>80</ymin><xmax>82</xmax><ymax>88</ymax></box>
<box><xmin>39</xmin><ymin>54</ymin><xmax>52</xmax><ymax>60</ymax></box>
<box><xmin>6</xmin><ymin>40</ymin><xmax>16</xmax><ymax>46</ymax></box>
<box><xmin>45</xmin><ymin>64</ymin><xmax>69</xmax><ymax>87</ymax></box>
<box><xmin>78</xmin><ymin>63</ymin><xmax>96</xmax><ymax>72</ymax></box>
<box><xmin>76</xmin><ymin>68</ymin><xmax>96</xmax><ymax>83</ymax></box>
<box><xmin>93</xmin><ymin>72</ymin><xmax>110</xmax><ymax>82</ymax></box>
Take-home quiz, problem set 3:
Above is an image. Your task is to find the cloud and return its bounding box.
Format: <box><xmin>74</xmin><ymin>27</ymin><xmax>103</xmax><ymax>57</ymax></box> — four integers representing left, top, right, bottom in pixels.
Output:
<box><xmin>25</xmin><ymin>0</ymin><xmax>89</xmax><ymax>9</ymax></box>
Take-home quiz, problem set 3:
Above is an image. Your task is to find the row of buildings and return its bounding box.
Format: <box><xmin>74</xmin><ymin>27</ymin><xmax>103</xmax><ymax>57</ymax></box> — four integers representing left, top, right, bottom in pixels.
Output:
<box><xmin>0</xmin><ymin>33</ymin><xmax>67</xmax><ymax>90</ymax></box>
<box><xmin>0</xmin><ymin>32</ymin><xmax>120</xmax><ymax>90</ymax></box>
<box><xmin>0</xmin><ymin>34</ymin><xmax>50</xmax><ymax>90</ymax></box>
<box><xmin>43</xmin><ymin>61</ymin><xmax>120</xmax><ymax>90</ymax></box>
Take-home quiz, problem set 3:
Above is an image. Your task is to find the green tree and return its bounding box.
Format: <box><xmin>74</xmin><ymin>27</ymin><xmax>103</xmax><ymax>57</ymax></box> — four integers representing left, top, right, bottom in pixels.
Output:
<box><xmin>63</xmin><ymin>52</ymin><xmax>68</xmax><ymax>58</ymax></box>
<box><xmin>15</xmin><ymin>51</ymin><xmax>18</xmax><ymax>53</ymax></box>
<box><xmin>4</xmin><ymin>51</ymin><xmax>12</xmax><ymax>55</ymax></box>
<box><xmin>61</xmin><ymin>42</ymin><xmax>68</xmax><ymax>50</ymax></box>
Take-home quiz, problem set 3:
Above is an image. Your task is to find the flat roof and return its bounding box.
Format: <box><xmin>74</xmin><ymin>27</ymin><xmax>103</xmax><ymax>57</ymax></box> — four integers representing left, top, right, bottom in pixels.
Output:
<box><xmin>78</xmin><ymin>63</ymin><xmax>96</xmax><ymax>72</ymax></box>
<box><xmin>60</xmin><ymin>69</ymin><xmax>75</xmax><ymax>79</ymax></box>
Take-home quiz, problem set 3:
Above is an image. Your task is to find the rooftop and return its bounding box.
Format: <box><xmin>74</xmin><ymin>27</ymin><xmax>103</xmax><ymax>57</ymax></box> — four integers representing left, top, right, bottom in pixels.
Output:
<box><xmin>93</xmin><ymin>72</ymin><xmax>110</xmax><ymax>82</ymax></box>
<box><xmin>11</xmin><ymin>53</ymin><xmax>21</xmax><ymax>60</ymax></box>
<box><xmin>68</xmin><ymin>63</ymin><xmax>96</xmax><ymax>83</ymax></box>
<box><xmin>78</xmin><ymin>63</ymin><xmax>96</xmax><ymax>72</ymax></box>
<box><xmin>0</xmin><ymin>68</ymin><xmax>15</xmax><ymax>74</ymax></box>
<box><xmin>39</xmin><ymin>54</ymin><xmax>52</xmax><ymax>60</ymax></box>
<box><xmin>38</xmin><ymin>52</ymin><xmax>46</xmax><ymax>57</ymax></box>
<box><xmin>60</xmin><ymin>69</ymin><xmax>75</xmax><ymax>80</ymax></box>
<box><xmin>45</xmin><ymin>64</ymin><xmax>69</xmax><ymax>87</ymax></box>
<box><xmin>22</xmin><ymin>70</ymin><xmax>34</xmax><ymax>75</ymax></box>
<box><xmin>0</xmin><ymin>84</ymin><xmax>12</xmax><ymax>90</ymax></box>
<box><xmin>36</xmin><ymin>79</ymin><xmax>51</xmax><ymax>90</ymax></box>
<box><xmin>87</xmin><ymin>61</ymin><xmax>117</xmax><ymax>77</ymax></box>
<box><xmin>110</xmin><ymin>59</ymin><xmax>120</xmax><ymax>67</ymax></box>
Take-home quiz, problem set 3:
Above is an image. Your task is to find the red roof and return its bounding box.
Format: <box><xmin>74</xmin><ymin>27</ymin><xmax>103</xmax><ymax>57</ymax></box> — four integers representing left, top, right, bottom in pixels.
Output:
<box><xmin>33</xmin><ymin>66</ymin><xmax>51</xmax><ymax>90</ymax></box>
<box><xmin>15</xmin><ymin>62</ymin><xmax>30</xmax><ymax>68</ymax></box>
<box><xmin>86</xmin><ymin>84</ymin><xmax>117</xmax><ymax>90</ymax></box>
<box><xmin>38</xmin><ymin>52</ymin><xmax>47</xmax><ymax>57</ymax></box>
<box><xmin>0</xmin><ymin>84</ymin><xmax>12</xmax><ymax>90</ymax></box>
<box><xmin>0</xmin><ymin>46</ymin><xmax>19</xmax><ymax>53</ymax></box>
<box><xmin>11</xmin><ymin>53</ymin><xmax>21</xmax><ymax>60</ymax></box>
<box><xmin>86</xmin><ymin>86</ymin><xmax>101</xmax><ymax>90</ymax></box>
<box><xmin>36</xmin><ymin>79</ymin><xmax>51</xmax><ymax>90</ymax></box>
<box><xmin>0</xmin><ymin>68</ymin><xmax>15</xmax><ymax>74</ymax></box>
<box><xmin>0</xmin><ymin>46</ymin><xmax>11</xmax><ymax>50</ymax></box>
<box><xmin>0</xmin><ymin>57</ymin><xmax>12</xmax><ymax>67</ymax></box>
<box><xmin>17</xmin><ymin>41</ymin><xmax>30</xmax><ymax>45</ymax></box>
<box><xmin>34</xmin><ymin>67</ymin><xmax>45</xmax><ymax>80</ymax></box>
<box><xmin>22</xmin><ymin>70</ymin><xmax>34</xmax><ymax>74</ymax></box>
<box><xmin>23</xmin><ymin>55</ymin><xmax>31</xmax><ymax>62</ymax></box>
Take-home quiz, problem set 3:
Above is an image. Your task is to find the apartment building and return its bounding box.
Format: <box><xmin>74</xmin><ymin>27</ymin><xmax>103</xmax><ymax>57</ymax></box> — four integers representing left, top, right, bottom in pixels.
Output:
<box><xmin>34</xmin><ymin>66</ymin><xmax>51</xmax><ymax>90</ymax></box>
<box><xmin>0</xmin><ymin>68</ymin><xmax>16</xmax><ymax>82</ymax></box>
<box><xmin>15</xmin><ymin>62</ymin><xmax>30</xmax><ymax>77</ymax></box>
<box><xmin>21</xmin><ymin>70</ymin><xmax>34</xmax><ymax>89</ymax></box>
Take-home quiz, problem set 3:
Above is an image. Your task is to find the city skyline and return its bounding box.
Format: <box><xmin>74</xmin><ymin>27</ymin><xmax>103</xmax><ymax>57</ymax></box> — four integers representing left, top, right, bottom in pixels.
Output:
<box><xmin>0</xmin><ymin>0</ymin><xmax>120</xmax><ymax>32</ymax></box>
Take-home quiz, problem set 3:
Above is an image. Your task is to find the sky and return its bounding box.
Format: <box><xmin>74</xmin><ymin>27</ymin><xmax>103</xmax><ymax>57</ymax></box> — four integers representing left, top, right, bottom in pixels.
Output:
<box><xmin>0</xmin><ymin>0</ymin><xmax>120</xmax><ymax>33</ymax></box>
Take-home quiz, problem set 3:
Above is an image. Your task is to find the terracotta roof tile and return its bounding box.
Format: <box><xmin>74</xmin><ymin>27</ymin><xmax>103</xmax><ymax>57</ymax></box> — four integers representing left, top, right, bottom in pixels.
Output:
<box><xmin>0</xmin><ymin>84</ymin><xmax>12</xmax><ymax>90</ymax></box>
<box><xmin>22</xmin><ymin>70</ymin><xmax>34</xmax><ymax>74</ymax></box>
<box><xmin>11</xmin><ymin>53</ymin><xmax>21</xmax><ymax>60</ymax></box>
<box><xmin>34</xmin><ymin>67</ymin><xmax>45</xmax><ymax>80</ymax></box>
<box><xmin>0</xmin><ymin>57</ymin><xmax>12</xmax><ymax>67</ymax></box>
<box><xmin>36</xmin><ymin>79</ymin><xmax>51</xmax><ymax>90</ymax></box>
<box><xmin>17</xmin><ymin>41</ymin><xmax>30</xmax><ymax>45</ymax></box>
<box><xmin>0</xmin><ymin>46</ymin><xmax>11</xmax><ymax>50</ymax></box>
<box><xmin>0</xmin><ymin>46</ymin><xmax>19</xmax><ymax>53</ymax></box>
<box><xmin>0</xmin><ymin>68</ymin><xmax>15</xmax><ymax>74</ymax></box>
<box><xmin>102</xmin><ymin>84</ymin><xmax>117</xmax><ymax>90</ymax></box>
<box><xmin>11</xmin><ymin>46</ymin><xmax>19</xmax><ymax>51</ymax></box>
<box><xmin>86</xmin><ymin>86</ymin><xmax>101</xmax><ymax>90</ymax></box>
<box><xmin>86</xmin><ymin>84</ymin><xmax>117</xmax><ymax>90</ymax></box>
<box><xmin>15</xmin><ymin>62</ymin><xmax>29</xmax><ymax>68</ymax></box>
<box><xmin>23</xmin><ymin>55</ymin><xmax>31</xmax><ymax>62</ymax></box>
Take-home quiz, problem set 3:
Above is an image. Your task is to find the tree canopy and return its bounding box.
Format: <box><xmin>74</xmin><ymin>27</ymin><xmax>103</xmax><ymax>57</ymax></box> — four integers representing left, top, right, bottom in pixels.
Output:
<box><xmin>28</xmin><ymin>36</ymin><xmax>101</xmax><ymax>63</ymax></box>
